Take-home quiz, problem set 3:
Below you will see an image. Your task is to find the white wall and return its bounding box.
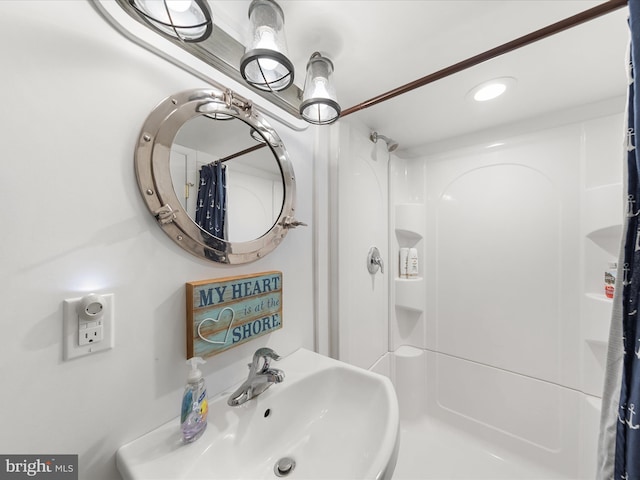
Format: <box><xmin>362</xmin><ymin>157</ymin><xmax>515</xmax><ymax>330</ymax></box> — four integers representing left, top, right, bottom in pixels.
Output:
<box><xmin>332</xmin><ymin>120</ymin><xmax>389</xmax><ymax>369</ymax></box>
<box><xmin>387</xmin><ymin>103</ymin><xmax>624</xmax><ymax>476</ymax></box>
<box><xmin>424</xmin><ymin>122</ymin><xmax>582</xmax><ymax>387</ymax></box>
<box><xmin>0</xmin><ymin>2</ymin><xmax>315</xmax><ymax>479</ymax></box>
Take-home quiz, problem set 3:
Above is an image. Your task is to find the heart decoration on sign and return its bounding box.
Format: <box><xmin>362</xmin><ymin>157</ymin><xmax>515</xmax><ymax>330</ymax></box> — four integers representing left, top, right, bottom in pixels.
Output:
<box><xmin>197</xmin><ymin>306</ymin><xmax>236</xmax><ymax>345</ymax></box>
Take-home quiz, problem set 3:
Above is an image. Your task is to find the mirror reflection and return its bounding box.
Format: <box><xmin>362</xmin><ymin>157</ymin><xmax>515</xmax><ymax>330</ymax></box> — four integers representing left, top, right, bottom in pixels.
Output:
<box><xmin>170</xmin><ymin>115</ymin><xmax>284</xmax><ymax>243</ymax></box>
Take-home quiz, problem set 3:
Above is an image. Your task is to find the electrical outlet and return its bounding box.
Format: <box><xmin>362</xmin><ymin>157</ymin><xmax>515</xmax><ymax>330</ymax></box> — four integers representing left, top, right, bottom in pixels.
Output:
<box><xmin>78</xmin><ymin>322</ymin><xmax>104</xmax><ymax>346</ymax></box>
<box><xmin>63</xmin><ymin>293</ymin><xmax>114</xmax><ymax>360</ymax></box>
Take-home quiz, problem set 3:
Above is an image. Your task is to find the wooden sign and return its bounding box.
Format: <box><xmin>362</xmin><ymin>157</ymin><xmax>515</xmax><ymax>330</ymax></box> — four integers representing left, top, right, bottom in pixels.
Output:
<box><xmin>186</xmin><ymin>271</ymin><xmax>283</xmax><ymax>359</ymax></box>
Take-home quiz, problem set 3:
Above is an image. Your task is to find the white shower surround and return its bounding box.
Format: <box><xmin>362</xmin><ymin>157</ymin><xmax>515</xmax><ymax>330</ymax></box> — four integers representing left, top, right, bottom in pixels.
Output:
<box><xmin>335</xmin><ymin>99</ymin><xmax>624</xmax><ymax>478</ymax></box>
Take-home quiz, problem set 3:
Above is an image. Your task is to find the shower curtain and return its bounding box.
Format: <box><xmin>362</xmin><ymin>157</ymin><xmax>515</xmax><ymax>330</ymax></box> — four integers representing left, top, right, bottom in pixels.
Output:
<box><xmin>598</xmin><ymin>1</ymin><xmax>640</xmax><ymax>478</ymax></box>
<box><xmin>195</xmin><ymin>162</ymin><xmax>227</xmax><ymax>240</ymax></box>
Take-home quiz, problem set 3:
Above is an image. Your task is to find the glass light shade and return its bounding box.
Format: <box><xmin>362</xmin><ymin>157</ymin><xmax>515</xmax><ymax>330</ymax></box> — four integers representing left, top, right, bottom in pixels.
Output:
<box><xmin>204</xmin><ymin>112</ymin><xmax>234</xmax><ymax>121</ymax></box>
<box><xmin>250</xmin><ymin>128</ymin><xmax>267</xmax><ymax>143</ymax></box>
<box><xmin>299</xmin><ymin>52</ymin><xmax>341</xmax><ymax>125</ymax></box>
<box><xmin>240</xmin><ymin>0</ymin><xmax>294</xmax><ymax>92</ymax></box>
<box><xmin>250</xmin><ymin>127</ymin><xmax>278</xmax><ymax>146</ymax></box>
<box><xmin>129</xmin><ymin>0</ymin><xmax>212</xmax><ymax>42</ymax></box>
<box><xmin>197</xmin><ymin>98</ymin><xmax>234</xmax><ymax>120</ymax></box>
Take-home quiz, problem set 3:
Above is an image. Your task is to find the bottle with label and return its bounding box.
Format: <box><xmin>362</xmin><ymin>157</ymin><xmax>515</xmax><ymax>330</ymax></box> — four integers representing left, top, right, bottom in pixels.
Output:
<box><xmin>399</xmin><ymin>248</ymin><xmax>409</xmax><ymax>278</ymax></box>
<box><xmin>605</xmin><ymin>262</ymin><xmax>617</xmax><ymax>299</ymax></box>
<box><xmin>408</xmin><ymin>248</ymin><xmax>419</xmax><ymax>278</ymax></box>
<box><xmin>181</xmin><ymin>357</ymin><xmax>208</xmax><ymax>443</ymax></box>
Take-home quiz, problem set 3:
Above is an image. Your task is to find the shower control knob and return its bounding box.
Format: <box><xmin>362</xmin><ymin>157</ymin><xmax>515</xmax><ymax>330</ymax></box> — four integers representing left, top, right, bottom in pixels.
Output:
<box><xmin>367</xmin><ymin>246</ymin><xmax>384</xmax><ymax>274</ymax></box>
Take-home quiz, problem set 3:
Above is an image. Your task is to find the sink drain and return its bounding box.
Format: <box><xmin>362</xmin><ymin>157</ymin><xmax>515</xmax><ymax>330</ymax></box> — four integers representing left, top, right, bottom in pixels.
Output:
<box><xmin>274</xmin><ymin>457</ymin><xmax>296</xmax><ymax>477</ymax></box>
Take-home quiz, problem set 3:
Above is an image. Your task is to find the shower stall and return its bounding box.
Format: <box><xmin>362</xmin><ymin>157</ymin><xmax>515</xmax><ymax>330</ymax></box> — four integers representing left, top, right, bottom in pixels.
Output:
<box><xmin>329</xmin><ymin>97</ymin><xmax>624</xmax><ymax>477</ymax></box>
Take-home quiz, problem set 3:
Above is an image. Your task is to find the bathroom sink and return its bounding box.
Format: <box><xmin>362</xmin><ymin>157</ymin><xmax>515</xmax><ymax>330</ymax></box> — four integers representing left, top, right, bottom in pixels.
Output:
<box><xmin>116</xmin><ymin>348</ymin><xmax>400</xmax><ymax>480</ymax></box>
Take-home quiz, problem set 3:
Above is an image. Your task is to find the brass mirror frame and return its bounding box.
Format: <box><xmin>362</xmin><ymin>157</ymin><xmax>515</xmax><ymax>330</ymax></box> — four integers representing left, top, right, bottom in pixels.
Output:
<box><xmin>135</xmin><ymin>87</ymin><xmax>300</xmax><ymax>264</ymax></box>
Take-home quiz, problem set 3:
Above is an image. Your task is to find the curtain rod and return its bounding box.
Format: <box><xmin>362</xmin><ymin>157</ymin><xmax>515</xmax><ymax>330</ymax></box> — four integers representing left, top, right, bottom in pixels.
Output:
<box><xmin>218</xmin><ymin>143</ymin><xmax>266</xmax><ymax>163</ymax></box>
<box><xmin>341</xmin><ymin>0</ymin><xmax>629</xmax><ymax>118</ymax></box>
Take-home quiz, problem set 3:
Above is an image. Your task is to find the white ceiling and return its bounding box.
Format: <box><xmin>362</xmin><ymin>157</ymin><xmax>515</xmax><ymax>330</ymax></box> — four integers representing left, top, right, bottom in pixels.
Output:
<box><xmin>211</xmin><ymin>1</ymin><xmax>630</xmax><ymax>154</ymax></box>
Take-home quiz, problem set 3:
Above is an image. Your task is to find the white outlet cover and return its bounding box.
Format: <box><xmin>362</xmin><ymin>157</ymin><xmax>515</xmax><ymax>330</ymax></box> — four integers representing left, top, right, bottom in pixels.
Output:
<box><xmin>63</xmin><ymin>293</ymin><xmax>115</xmax><ymax>360</ymax></box>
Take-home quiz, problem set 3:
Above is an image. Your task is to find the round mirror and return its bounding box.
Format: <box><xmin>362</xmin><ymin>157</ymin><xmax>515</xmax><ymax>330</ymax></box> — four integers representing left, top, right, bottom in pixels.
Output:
<box><xmin>134</xmin><ymin>88</ymin><xmax>300</xmax><ymax>264</ymax></box>
<box><xmin>171</xmin><ymin>114</ymin><xmax>284</xmax><ymax>243</ymax></box>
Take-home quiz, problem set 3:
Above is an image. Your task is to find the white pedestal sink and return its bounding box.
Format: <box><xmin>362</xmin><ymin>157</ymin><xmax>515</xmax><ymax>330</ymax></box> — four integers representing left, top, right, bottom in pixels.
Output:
<box><xmin>117</xmin><ymin>348</ymin><xmax>400</xmax><ymax>480</ymax></box>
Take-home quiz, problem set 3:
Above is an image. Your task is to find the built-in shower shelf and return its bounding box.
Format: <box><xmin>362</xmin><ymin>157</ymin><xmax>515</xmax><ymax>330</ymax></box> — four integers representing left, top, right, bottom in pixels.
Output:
<box><xmin>395</xmin><ymin>277</ymin><xmax>424</xmax><ymax>312</ymax></box>
<box><xmin>582</xmin><ymin>293</ymin><xmax>614</xmax><ymax>343</ymax></box>
<box><xmin>586</xmin><ymin>224</ymin><xmax>622</xmax><ymax>242</ymax></box>
<box><xmin>583</xmin><ymin>183</ymin><xmax>623</xmax><ymax>236</ymax></box>
<box><xmin>583</xmin><ymin>340</ymin><xmax>609</xmax><ymax>398</ymax></box>
<box><xmin>396</xmin><ymin>229</ymin><xmax>422</xmax><ymax>247</ymax></box>
<box><xmin>585</xmin><ymin>293</ymin><xmax>613</xmax><ymax>303</ymax></box>
<box><xmin>395</xmin><ymin>203</ymin><xmax>425</xmax><ymax>240</ymax></box>
<box><xmin>585</xmin><ymin>226</ymin><xmax>623</xmax><ymax>260</ymax></box>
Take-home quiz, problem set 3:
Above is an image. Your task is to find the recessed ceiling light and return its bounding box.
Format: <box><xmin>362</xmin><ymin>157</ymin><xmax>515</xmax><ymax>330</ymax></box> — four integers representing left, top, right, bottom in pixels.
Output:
<box><xmin>468</xmin><ymin>77</ymin><xmax>517</xmax><ymax>102</ymax></box>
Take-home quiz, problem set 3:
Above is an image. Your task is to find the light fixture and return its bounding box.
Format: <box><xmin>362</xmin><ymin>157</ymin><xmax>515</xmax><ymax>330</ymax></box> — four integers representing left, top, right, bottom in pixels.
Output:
<box><xmin>467</xmin><ymin>77</ymin><xmax>517</xmax><ymax>102</ymax></box>
<box><xmin>77</xmin><ymin>293</ymin><xmax>106</xmax><ymax>322</ymax></box>
<box><xmin>199</xmin><ymin>104</ymin><xmax>235</xmax><ymax>121</ymax></box>
<box><xmin>299</xmin><ymin>52</ymin><xmax>341</xmax><ymax>125</ymax></box>
<box><xmin>250</xmin><ymin>128</ymin><xmax>267</xmax><ymax>143</ymax></box>
<box><xmin>240</xmin><ymin>0</ymin><xmax>294</xmax><ymax>92</ymax></box>
<box><xmin>204</xmin><ymin>112</ymin><xmax>234</xmax><ymax>121</ymax></box>
<box><xmin>128</xmin><ymin>0</ymin><xmax>213</xmax><ymax>42</ymax></box>
<box><xmin>194</xmin><ymin>92</ymin><xmax>236</xmax><ymax>120</ymax></box>
<box><xmin>250</xmin><ymin>127</ymin><xmax>278</xmax><ymax>146</ymax></box>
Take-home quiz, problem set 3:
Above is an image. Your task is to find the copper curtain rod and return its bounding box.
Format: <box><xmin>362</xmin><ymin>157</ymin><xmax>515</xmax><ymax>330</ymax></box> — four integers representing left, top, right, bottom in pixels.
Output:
<box><xmin>218</xmin><ymin>142</ymin><xmax>266</xmax><ymax>162</ymax></box>
<box><xmin>341</xmin><ymin>0</ymin><xmax>629</xmax><ymax>118</ymax></box>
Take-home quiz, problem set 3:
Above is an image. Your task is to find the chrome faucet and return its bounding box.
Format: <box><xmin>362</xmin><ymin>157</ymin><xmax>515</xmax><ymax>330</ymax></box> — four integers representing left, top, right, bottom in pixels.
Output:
<box><xmin>227</xmin><ymin>347</ymin><xmax>285</xmax><ymax>407</ymax></box>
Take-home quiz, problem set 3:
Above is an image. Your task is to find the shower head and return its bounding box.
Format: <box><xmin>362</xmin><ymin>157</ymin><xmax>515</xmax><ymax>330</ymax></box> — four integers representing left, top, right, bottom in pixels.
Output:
<box><xmin>370</xmin><ymin>131</ymin><xmax>399</xmax><ymax>152</ymax></box>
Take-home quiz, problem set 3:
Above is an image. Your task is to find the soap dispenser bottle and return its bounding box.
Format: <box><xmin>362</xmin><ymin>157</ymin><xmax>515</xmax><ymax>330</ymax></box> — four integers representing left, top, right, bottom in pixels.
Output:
<box><xmin>181</xmin><ymin>357</ymin><xmax>208</xmax><ymax>443</ymax></box>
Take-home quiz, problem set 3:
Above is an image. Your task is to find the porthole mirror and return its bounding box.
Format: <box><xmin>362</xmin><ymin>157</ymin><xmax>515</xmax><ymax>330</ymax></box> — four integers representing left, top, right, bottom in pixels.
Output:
<box><xmin>135</xmin><ymin>88</ymin><xmax>303</xmax><ymax>264</ymax></box>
